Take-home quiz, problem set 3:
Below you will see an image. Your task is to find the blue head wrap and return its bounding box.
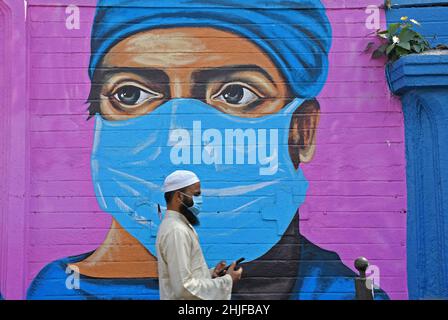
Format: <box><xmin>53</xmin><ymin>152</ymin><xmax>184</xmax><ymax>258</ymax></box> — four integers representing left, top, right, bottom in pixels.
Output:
<box><xmin>89</xmin><ymin>0</ymin><xmax>332</xmax><ymax>99</ymax></box>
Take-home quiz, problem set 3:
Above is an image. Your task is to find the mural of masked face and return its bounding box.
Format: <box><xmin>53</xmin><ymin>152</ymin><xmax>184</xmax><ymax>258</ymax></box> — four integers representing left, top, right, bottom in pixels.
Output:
<box><xmin>88</xmin><ymin>0</ymin><xmax>331</xmax><ymax>267</ymax></box>
<box><xmin>25</xmin><ymin>0</ymin><xmax>394</xmax><ymax>301</ymax></box>
<box><xmin>89</xmin><ymin>27</ymin><xmax>323</xmax><ymax>266</ymax></box>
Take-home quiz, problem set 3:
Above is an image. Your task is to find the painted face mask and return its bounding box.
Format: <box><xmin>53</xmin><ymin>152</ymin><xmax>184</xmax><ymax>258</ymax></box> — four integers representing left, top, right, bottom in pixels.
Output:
<box><xmin>91</xmin><ymin>98</ymin><xmax>309</xmax><ymax>265</ymax></box>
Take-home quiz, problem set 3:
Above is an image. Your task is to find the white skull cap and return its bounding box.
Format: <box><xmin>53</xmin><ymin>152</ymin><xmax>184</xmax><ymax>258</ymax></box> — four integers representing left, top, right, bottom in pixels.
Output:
<box><xmin>163</xmin><ymin>170</ymin><xmax>200</xmax><ymax>193</ymax></box>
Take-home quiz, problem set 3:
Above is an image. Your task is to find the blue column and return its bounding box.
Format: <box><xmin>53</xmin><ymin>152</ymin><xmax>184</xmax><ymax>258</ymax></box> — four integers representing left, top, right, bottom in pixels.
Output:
<box><xmin>387</xmin><ymin>54</ymin><xmax>448</xmax><ymax>299</ymax></box>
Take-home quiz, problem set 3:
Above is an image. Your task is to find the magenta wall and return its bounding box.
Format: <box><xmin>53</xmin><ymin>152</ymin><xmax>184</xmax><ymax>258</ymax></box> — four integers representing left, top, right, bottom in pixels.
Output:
<box><xmin>0</xmin><ymin>0</ymin><xmax>408</xmax><ymax>299</ymax></box>
<box><xmin>302</xmin><ymin>0</ymin><xmax>407</xmax><ymax>299</ymax></box>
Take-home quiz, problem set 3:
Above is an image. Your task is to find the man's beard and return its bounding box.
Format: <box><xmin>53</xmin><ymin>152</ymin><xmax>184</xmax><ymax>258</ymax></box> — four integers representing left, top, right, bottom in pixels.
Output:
<box><xmin>180</xmin><ymin>204</ymin><xmax>200</xmax><ymax>226</ymax></box>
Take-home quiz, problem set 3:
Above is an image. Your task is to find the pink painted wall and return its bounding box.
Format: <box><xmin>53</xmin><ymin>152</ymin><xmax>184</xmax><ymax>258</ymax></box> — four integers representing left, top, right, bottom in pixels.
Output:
<box><xmin>302</xmin><ymin>0</ymin><xmax>408</xmax><ymax>299</ymax></box>
<box><xmin>1</xmin><ymin>0</ymin><xmax>28</xmax><ymax>300</ymax></box>
<box><xmin>0</xmin><ymin>0</ymin><xmax>408</xmax><ymax>299</ymax></box>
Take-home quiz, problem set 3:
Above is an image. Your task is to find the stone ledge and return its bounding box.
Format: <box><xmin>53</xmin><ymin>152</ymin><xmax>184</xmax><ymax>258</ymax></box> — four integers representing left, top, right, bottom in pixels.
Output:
<box><xmin>386</xmin><ymin>51</ymin><xmax>448</xmax><ymax>95</ymax></box>
<box><xmin>390</xmin><ymin>0</ymin><xmax>448</xmax><ymax>8</ymax></box>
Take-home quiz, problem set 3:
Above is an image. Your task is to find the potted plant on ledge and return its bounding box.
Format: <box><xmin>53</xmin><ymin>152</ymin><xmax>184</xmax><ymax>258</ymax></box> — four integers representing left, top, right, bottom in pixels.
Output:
<box><xmin>365</xmin><ymin>16</ymin><xmax>448</xmax><ymax>94</ymax></box>
<box><xmin>366</xmin><ymin>16</ymin><xmax>432</xmax><ymax>63</ymax></box>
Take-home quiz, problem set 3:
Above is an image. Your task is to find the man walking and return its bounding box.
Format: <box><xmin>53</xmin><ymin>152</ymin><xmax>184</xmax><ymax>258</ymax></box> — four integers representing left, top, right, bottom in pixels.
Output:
<box><xmin>156</xmin><ymin>170</ymin><xmax>243</xmax><ymax>300</ymax></box>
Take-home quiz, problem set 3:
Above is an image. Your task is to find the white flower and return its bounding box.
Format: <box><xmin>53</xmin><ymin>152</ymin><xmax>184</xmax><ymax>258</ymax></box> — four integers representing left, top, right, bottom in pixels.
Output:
<box><xmin>410</xmin><ymin>19</ymin><xmax>421</xmax><ymax>26</ymax></box>
<box><xmin>392</xmin><ymin>36</ymin><xmax>400</xmax><ymax>44</ymax></box>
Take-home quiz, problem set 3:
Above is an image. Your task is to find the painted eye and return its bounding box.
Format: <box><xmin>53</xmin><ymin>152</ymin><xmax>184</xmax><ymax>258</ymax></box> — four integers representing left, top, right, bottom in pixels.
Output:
<box><xmin>214</xmin><ymin>83</ymin><xmax>260</xmax><ymax>106</ymax></box>
<box><xmin>113</xmin><ymin>85</ymin><xmax>159</xmax><ymax>107</ymax></box>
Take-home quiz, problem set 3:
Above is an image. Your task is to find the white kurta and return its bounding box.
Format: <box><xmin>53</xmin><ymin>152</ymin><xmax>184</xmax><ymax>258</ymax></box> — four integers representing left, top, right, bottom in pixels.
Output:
<box><xmin>156</xmin><ymin>210</ymin><xmax>233</xmax><ymax>300</ymax></box>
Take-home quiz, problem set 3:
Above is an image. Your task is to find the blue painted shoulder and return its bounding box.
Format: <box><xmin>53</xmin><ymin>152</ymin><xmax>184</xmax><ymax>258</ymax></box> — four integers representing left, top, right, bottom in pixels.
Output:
<box><xmin>26</xmin><ymin>252</ymin><xmax>94</xmax><ymax>300</ymax></box>
<box><xmin>293</xmin><ymin>237</ymin><xmax>390</xmax><ymax>300</ymax></box>
<box><xmin>26</xmin><ymin>251</ymin><xmax>159</xmax><ymax>300</ymax></box>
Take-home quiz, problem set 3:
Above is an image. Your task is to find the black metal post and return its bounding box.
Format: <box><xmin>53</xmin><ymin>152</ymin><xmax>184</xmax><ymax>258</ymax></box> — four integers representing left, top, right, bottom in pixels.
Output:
<box><xmin>354</xmin><ymin>257</ymin><xmax>374</xmax><ymax>300</ymax></box>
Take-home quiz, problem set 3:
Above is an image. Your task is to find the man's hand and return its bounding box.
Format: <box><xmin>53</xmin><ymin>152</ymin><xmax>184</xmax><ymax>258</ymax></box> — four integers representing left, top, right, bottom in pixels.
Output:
<box><xmin>211</xmin><ymin>261</ymin><xmax>227</xmax><ymax>279</ymax></box>
<box><xmin>227</xmin><ymin>262</ymin><xmax>243</xmax><ymax>283</ymax></box>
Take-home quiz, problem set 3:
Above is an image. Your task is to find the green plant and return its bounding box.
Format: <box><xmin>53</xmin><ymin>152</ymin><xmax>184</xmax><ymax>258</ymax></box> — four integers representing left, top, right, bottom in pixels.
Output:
<box><xmin>365</xmin><ymin>17</ymin><xmax>431</xmax><ymax>63</ymax></box>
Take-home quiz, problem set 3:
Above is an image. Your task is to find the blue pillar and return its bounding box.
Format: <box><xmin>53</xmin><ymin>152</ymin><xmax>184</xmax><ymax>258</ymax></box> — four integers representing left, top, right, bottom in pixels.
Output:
<box><xmin>387</xmin><ymin>54</ymin><xmax>448</xmax><ymax>299</ymax></box>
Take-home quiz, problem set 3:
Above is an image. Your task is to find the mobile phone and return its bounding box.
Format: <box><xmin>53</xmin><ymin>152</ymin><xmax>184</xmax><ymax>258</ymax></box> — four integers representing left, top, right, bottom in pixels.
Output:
<box><xmin>218</xmin><ymin>257</ymin><xmax>245</xmax><ymax>277</ymax></box>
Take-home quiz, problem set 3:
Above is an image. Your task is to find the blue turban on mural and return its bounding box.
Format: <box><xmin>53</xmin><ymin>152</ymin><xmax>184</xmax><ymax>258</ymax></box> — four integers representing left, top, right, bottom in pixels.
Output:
<box><xmin>89</xmin><ymin>0</ymin><xmax>332</xmax><ymax>99</ymax></box>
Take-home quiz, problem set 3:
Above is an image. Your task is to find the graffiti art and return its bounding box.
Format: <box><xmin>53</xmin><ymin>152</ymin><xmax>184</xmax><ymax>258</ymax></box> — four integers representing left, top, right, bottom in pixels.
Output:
<box><xmin>27</xmin><ymin>0</ymin><xmax>389</xmax><ymax>300</ymax></box>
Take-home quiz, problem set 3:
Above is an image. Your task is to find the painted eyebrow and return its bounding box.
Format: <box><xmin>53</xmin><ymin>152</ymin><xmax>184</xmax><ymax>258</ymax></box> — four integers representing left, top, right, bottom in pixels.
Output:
<box><xmin>92</xmin><ymin>67</ymin><xmax>169</xmax><ymax>84</ymax></box>
<box><xmin>191</xmin><ymin>64</ymin><xmax>277</xmax><ymax>86</ymax></box>
<box><xmin>93</xmin><ymin>65</ymin><xmax>275</xmax><ymax>86</ymax></box>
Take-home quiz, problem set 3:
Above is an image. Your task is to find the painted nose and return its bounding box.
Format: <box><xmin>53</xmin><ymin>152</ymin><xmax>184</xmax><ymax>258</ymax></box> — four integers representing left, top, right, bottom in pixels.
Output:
<box><xmin>171</xmin><ymin>76</ymin><xmax>191</xmax><ymax>99</ymax></box>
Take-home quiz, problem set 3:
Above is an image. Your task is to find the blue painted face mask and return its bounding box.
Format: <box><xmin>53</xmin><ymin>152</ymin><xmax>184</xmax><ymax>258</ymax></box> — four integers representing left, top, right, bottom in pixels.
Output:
<box><xmin>91</xmin><ymin>98</ymin><xmax>309</xmax><ymax>265</ymax></box>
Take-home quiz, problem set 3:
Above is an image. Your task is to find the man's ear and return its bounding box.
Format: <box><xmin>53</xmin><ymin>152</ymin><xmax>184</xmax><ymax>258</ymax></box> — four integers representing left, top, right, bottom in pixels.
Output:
<box><xmin>288</xmin><ymin>99</ymin><xmax>321</xmax><ymax>170</ymax></box>
<box><xmin>175</xmin><ymin>191</ymin><xmax>183</xmax><ymax>203</ymax></box>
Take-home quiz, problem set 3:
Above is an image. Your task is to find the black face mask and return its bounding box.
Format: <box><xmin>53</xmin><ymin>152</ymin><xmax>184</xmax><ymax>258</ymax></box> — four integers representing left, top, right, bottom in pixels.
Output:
<box><xmin>179</xmin><ymin>193</ymin><xmax>200</xmax><ymax>226</ymax></box>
